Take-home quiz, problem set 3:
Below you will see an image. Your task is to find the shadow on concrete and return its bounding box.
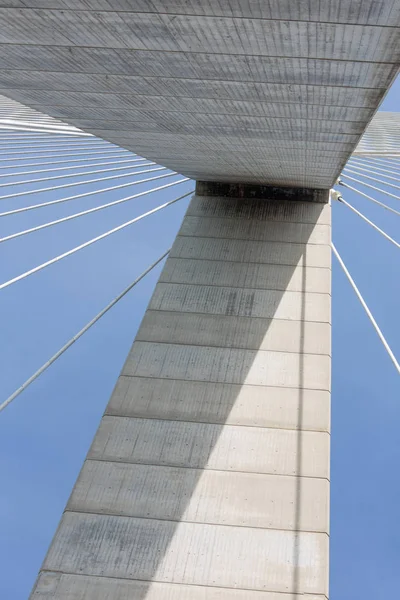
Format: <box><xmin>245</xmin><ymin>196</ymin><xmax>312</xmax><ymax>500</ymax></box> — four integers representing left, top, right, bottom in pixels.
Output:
<box><xmin>32</xmin><ymin>195</ymin><xmax>329</xmax><ymax>599</ymax></box>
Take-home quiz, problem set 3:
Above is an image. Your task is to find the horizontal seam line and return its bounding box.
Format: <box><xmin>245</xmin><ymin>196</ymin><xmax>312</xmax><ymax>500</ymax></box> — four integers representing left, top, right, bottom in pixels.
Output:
<box><xmin>185</xmin><ymin>215</ymin><xmax>331</xmax><ymax>226</ymax></box>
<box><xmin>120</xmin><ymin>372</ymin><xmax>331</xmax><ymax>392</ymax></box>
<box><xmin>0</xmin><ymin>79</ymin><xmax>386</xmax><ymax>95</ymax></box>
<box><xmin>63</xmin><ymin>507</ymin><xmax>330</xmax><ymax>536</ymax></box>
<box><xmin>146</xmin><ymin>307</ymin><xmax>332</xmax><ymax>324</ymax></box>
<box><xmin>154</xmin><ymin>281</ymin><xmax>332</xmax><ymax>296</ymax></box>
<box><xmin>0</xmin><ymin>85</ymin><xmax>381</xmax><ymax>111</ymax></box>
<box><xmin>117</xmin><ymin>374</ymin><xmax>331</xmax><ymax>395</ymax></box>
<box><xmin>176</xmin><ymin>233</ymin><xmax>331</xmax><ymax>246</ymax></box>
<box><xmin>143</xmin><ymin>308</ymin><xmax>332</xmax><ymax>324</ymax></box>
<box><xmin>83</xmin><ymin>456</ymin><xmax>331</xmax><ymax>479</ymax></box>
<box><xmin>37</xmin><ymin>569</ymin><xmax>329</xmax><ymax>597</ymax></box>
<box><xmin>158</xmin><ymin>281</ymin><xmax>333</xmax><ymax>295</ymax></box>
<box><xmin>83</xmin><ymin>458</ymin><xmax>332</xmax><ymax>476</ymax></box>
<box><xmin>133</xmin><ymin>337</ymin><xmax>332</xmax><ymax>357</ymax></box>
<box><xmin>4</xmin><ymin>6</ymin><xmax>399</xmax><ymax>29</ymax></box>
<box><xmin>104</xmin><ymin>411</ymin><xmax>331</xmax><ymax>433</ymax></box>
<box><xmin>167</xmin><ymin>255</ymin><xmax>332</xmax><ymax>269</ymax></box>
<box><xmin>0</xmin><ymin>42</ymin><xmax>398</xmax><ymax>65</ymax></box>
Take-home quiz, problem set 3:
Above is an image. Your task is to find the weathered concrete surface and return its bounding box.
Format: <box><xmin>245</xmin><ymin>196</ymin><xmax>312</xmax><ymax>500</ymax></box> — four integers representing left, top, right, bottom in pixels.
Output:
<box><xmin>0</xmin><ymin>1</ymin><xmax>399</xmax><ymax>187</ymax></box>
<box><xmin>33</xmin><ymin>572</ymin><xmax>328</xmax><ymax>600</ymax></box>
<box><xmin>31</xmin><ymin>193</ymin><xmax>331</xmax><ymax>599</ymax></box>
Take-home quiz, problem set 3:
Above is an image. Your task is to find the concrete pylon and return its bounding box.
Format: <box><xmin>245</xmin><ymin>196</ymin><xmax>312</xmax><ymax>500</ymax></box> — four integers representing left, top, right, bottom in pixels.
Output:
<box><xmin>31</xmin><ymin>185</ymin><xmax>331</xmax><ymax>599</ymax></box>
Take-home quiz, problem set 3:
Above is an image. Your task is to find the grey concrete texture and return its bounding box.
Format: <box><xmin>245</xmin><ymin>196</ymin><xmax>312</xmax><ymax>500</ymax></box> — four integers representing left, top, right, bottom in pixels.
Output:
<box><xmin>107</xmin><ymin>377</ymin><xmax>330</xmax><ymax>432</ymax></box>
<box><xmin>68</xmin><ymin>460</ymin><xmax>329</xmax><ymax>531</ymax></box>
<box><xmin>0</xmin><ymin>2</ymin><xmax>399</xmax><ymax>187</ymax></box>
<box><xmin>89</xmin><ymin>416</ymin><xmax>329</xmax><ymax>478</ymax></box>
<box><xmin>136</xmin><ymin>311</ymin><xmax>331</xmax><ymax>354</ymax></box>
<box><xmin>149</xmin><ymin>284</ymin><xmax>331</xmax><ymax>322</ymax></box>
<box><xmin>32</xmin><ymin>573</ymin><xmax>328</xmax><ymax>600</ymax></box>
<box><xmin>41</xmin><ymin>512</ymin><xmax>329</xmax><ymax>595</ymax></box>
<box><xmin>170</xmin><ymin>235</ymin><xmax>332</xmax><ymax>267</ymax></box>
<box><xmin>30</xmin><ymin>193</ymin><xmax>331</xmax><ymax>599</ymax></box>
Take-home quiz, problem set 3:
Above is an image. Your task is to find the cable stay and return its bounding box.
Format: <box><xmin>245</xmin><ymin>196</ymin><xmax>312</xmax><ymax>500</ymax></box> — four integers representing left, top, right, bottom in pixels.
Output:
<box><xmin>0</xmin><ymin>189</ymin><xmax>194</xmax><ymax>290</ymax></box>
<box><xmin>0</xmin><ymin>178</ymin><xmax>189</xmax><ymax>242</ymax></box>
<box><xmin>0</xmin><ymin>140</ymin><xmax>111</xmax><ymax>150</ymax></box>
<box><xmin>0</xmin><ymin>148</ymin><xmax>131</xmax><ymax>163</ymax></box>
<box><xmin>0</xmin><ymin>153</ymin><xmax>132</xmax><ymax>170</ymax></box>
<box><xmin>343</xmin><ymin>167</ymin><xmax>400</xmax><ymax>191</ymax></box>
<box><xmin>345</xmin><ymin>164</ymin><xmax>400</xmax><ymax>183</ymax></box>
<box><xmin>0</xmin><ymin>250</ymin><xmax>171</xmax><ymax>414</ymax></box>
<box><xmin>335</xmin><ymin>194</ymin><xmax>400</xmax><ymax>250</ymax></box>
<box><xmin>0</xmin><ymin>160</ymin><xmax>155</xmax><ymax>188</ymax></box>
<box><xmin>0</xmin><ymin>166</ymin><xmax>168</xmax><ymax>201</ymax></box>
<box><xmin>349</xmin><ymin>159</ymin><xmax>400</xmax><ymax>177</ymax></box>
<box><xmin>356</xmin><ymin>157</ymin><xmax>400</xmax><ymax>170</ymax></box>
<box><xmin>0</xmin><ymin>157</ymin><xmax>146</xmax><ymax>179</ymax></box>
<box><xmin>340</xmin><ymin>173</ymin><xmax>400</xmax><ymax>201</ymax></box>
<box><xmin>0</xmin><ymin>171</ymin><xmax>176</xmax><ymax>217</ymax></box>
<box><xmin>0</xmin><ymin>144</ymin><xmax>112</xmax><ymax>156</ymax></box>
<box><xmin>332</xmin><ymin>243</ymin><xmax>400</xmax><ymax>376</ymax></box>
<box><xmin>338</xmin><ymin>182</ymin><xmax>400</xmax><ymax>217</ymax></box>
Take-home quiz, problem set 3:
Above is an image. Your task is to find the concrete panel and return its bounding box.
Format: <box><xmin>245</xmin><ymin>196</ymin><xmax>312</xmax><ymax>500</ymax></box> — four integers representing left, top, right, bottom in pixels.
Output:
<box><xmin>137</xmin><ymin>311</ymin><xmax>331</xmax><ymax>355</ymax></box>
<box><xmin>7</xmin><ymin>1</ymin><xmax>399</xmax><ymax>26</ymax></box>
<box><xmin>0</xmin><ymin>10</ymin><xmax>396</xmax><ymax>62</ymax></box>
<box><xmin>89</xmin><ymin>416</ymin><xmax>330</xmax><ymax>479</ymax></box>
<box><xmin>123</xmin><ymin>342</ymin><xmax>330</xmax><ymax>390</ymax></box>
<box><xmin>107</xmin><ymin>376</ymin><xmax>330</xmax><ymax>432</ymax></box>
<box><xmin>0</xmin><ymin>71</ymin><xmax>377</xmax><ymax>120</ymax></box>
<box><xmin>1</xmin><ymin>58</ymin><xmax>393</xmax><ymax>99</ymax></box>
<box><xmin>149</xmin><ymin>283</ymin><xmax>331</xmax><ymax>323</ymax></box>
<box><xmin>179</xmin><ymin>217</ymin><xmax>331</xmax><ymax>245</ymax></box>
<box><xmin>160</xmin><ymin>259</ymin><xmax>330</xmax><ymax>293</ymax></box>
<box><xmin>69</xmin><ymin>460</ymin><xmax>329</xmax><ymax>532</ymax></box>
<box><xmin>171</xmin><ymin>236</ymin><xmax>331</xmax><ymax>267</ymax></box>
<box><xmin>42</xmin><ymin>512</ymin><xmax>329</xmax><ymax>595</ymax></box>
<box><xmin>32</xmin><ymin>572</ymin><xmax>328</xmax><ymax>599</ymax></box>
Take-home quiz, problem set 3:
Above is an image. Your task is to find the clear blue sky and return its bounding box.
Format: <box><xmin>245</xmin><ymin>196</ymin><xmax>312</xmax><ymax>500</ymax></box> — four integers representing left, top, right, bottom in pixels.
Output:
<box><xmin>1</xmin><ymin>77</ymin><xmax>400</xmax><ymax>599</ymax></box>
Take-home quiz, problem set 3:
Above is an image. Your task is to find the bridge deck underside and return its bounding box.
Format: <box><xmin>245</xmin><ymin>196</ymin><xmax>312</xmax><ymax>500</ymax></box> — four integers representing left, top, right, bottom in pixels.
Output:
<box><xmin>0</xmin><ymin>0</ymin><xmax>399</xmax><ymax>188</ymax></box>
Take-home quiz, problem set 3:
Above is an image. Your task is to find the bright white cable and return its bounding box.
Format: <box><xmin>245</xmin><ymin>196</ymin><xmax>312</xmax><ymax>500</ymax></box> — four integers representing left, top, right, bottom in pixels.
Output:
<box><xmin>0</xmin><ymin>144</ymin><xmax>113</xmax><ymax>156</ymax></box>
<box><xmin>332</xmin><ymin>243</ymin><xmax>400</xmax><ymax>375</ymax></box>
<box><xmin>341</xmin><ymin>174</ymin><xmax>400</xmax><ymax>201</ymax></box>
<box><xmin>358</xmin><ymin>157</ymin><xmax>400</xmax><ymax>169</ymax></box>
<box><xmin>343</xmin><ymin>167</ymin><xmax>400</xmax><ymax>190</ymax></box>
<box><xmin>338</xmin><ymin>182</ymin><xmax>400</xmax><ymax>217</ymax></box>
<box><xmin>0</xmin><ymin>135</ymin><xmax>91</xmax><ymax>142</ymax></box>
<box><xmin>0</xmin><ymin>189</ymin><xmax>193</xmax><ymax>291</ymax></box>
<box><xmin>0</xmin><ymin>149</ymin><xmax>130</xmax><ymax>163</ymax></box>
<box><xmin>349</xmin><ymin>159</ymin><xmax>400</xmax><ymax>177</ymax></box>
<box><xmin>0</xmin><ymin>171</ymin><xmax>175</xmax><ymax>217</ymax></box>
<box><xmin>0</xmin><ymin>153</ymin><xmax>131</xmax><ymax>170</ymax></box>
<box><xmin>0</xmin><ymin>178</ymin><xmax>189</xmax><ymax>242</ymax></box>
<box><xmin>346</xmin><ymin>164</ymin><xmax>400</xmax><ymax>183</ymax></box>
<box><xmin>0</xmin><ymin>125</ymin><xmax>88</xmax><ymax>136</ymax></box>
<box><xmin>0</xmin><ymin>157</ymin><xmax>146</xmax><ymax>179</ymax></box>
<box><xmin>339</xmin><ymin>196</ymin><xmax>400</xmax><ymax>250</ymax></box>
<box><xmin>0</xmin><ymin>140</ymin><xmax>109</xmax><ymax>149</ymax></box>
<box><xmin>0</xmin><ymin>166</ymin><xmax>167</xmax><ymax>201</ymax></box>
<box><xmin>0</xmin><ymin>250</ymin><xmax>171</xmax><ymax>413</ymax></box>
<box><xmin>0</xmin><ymin>160</ymin><xmax>155</xmax><ymax>187</ymax></box>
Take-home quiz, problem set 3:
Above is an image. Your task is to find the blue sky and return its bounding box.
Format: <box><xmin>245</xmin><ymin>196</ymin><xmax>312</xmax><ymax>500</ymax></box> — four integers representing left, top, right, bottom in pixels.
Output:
<box><xmin>1</xmin><ymin>78</ymin><xmax>400</xmax><ymax>599</ymax></box>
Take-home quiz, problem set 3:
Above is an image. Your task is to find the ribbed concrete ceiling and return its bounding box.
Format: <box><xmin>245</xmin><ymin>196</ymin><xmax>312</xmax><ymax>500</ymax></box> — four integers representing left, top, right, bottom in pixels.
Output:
<box><xmin>0</xmin><ymin>1</ymin><xmax>399</xmax><ymax>189</ymax></box>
